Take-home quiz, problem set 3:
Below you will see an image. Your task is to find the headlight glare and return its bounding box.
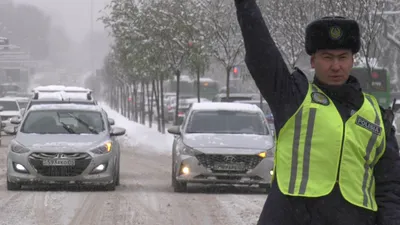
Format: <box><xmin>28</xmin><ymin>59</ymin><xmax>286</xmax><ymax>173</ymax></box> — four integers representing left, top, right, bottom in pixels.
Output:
<box><xmin>91</xmin><ymin>142</ymin><xmax>112</xmax><ymax>154</ymax></box>
<box><xmin>258</xmin><ymin>151</ymin><xmax>267</xmax><ymax>158</ymax></box>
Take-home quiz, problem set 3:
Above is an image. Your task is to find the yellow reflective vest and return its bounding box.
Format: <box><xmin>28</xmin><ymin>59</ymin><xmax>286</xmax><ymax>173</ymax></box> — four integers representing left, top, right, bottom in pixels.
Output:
<box><xmin>275</xmin><ymin>83</ymin><xmax>386</xmax><ymax>211</ymax></box>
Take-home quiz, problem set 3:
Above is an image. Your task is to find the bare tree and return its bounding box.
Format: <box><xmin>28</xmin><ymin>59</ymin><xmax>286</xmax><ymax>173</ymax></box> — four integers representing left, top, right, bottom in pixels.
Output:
<box><xmin>200</xmin><ymin>0</ymin><xmax>244</xmax><ymax>98</ymax></box>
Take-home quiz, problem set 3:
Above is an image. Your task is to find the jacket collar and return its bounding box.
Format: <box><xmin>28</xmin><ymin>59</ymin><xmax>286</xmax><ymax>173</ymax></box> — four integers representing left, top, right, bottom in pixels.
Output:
<box><xmin>313</xmin><ymin>75</ymin><xmax>364</xmax><ymax>109</ymax></box>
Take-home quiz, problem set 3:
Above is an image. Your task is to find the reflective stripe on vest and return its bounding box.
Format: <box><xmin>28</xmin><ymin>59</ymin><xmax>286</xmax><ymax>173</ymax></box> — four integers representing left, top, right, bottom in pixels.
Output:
<box><xmin>275</xmin><ymin>84</ymin><xmax>386</xmax><ymax>211</ymax></box>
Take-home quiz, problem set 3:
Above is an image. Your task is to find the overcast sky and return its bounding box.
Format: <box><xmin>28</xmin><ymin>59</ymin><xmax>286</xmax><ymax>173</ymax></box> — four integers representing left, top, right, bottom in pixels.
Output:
<box><xmin>13</xmin><ymin>0</ymin><xmax>110</xmax><ymax>42</ymax></box>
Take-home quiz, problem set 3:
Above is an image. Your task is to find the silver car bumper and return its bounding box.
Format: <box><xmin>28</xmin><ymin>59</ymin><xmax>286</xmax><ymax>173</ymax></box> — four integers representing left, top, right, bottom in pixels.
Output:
<box><xmin>174</xmin><ymin>154</ymin><xmax>274</xmax><ymax>185</ymax></box>
<box><xmin>7</xmin><ymin>151</ymin><xmax>116</xmax><ymax>185</ymax></box>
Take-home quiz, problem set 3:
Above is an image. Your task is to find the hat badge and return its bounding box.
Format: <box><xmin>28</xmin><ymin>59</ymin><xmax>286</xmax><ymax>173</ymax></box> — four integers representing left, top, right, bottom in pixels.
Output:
<box><xmin>329</xmin><ymin>26</ymin><xmax>342</xmax><ymax>40</ymax></box>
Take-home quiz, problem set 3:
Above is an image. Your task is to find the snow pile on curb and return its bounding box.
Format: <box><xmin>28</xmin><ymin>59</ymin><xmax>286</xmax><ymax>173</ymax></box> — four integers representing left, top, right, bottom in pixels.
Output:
<box><xmin>100</xmin><ymin>103</ymin><xmax>174</xmax><ymax>154</ymax></box>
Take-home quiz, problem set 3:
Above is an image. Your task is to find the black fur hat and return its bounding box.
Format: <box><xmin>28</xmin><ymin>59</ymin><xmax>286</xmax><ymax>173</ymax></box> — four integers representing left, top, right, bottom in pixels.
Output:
<box><xmin>305</xmin><ymin>16</ymin><xmax>360</xmax><ymax>55</ymax></box>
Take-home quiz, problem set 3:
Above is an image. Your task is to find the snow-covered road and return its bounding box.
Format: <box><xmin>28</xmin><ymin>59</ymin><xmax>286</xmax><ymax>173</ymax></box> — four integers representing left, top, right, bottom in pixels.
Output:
<box><xmin>0</xmin><ymin>107</ymin><xmax>267</xmax><ymax>225</ymax></box>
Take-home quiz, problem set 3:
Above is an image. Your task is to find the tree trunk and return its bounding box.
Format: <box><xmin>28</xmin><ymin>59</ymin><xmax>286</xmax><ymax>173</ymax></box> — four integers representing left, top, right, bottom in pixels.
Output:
<box><xmin>140</xmin><ymin>80</ymin><xmax>145</xmax><ymax>124</ymax></box>
<box><xmin>153</xmin><ymin>79</ymin><xmax>161</xmax><ymax>132</ymax></box>
<box><xmin>146</xmin><ymin>81</ymin><xmax>152</xmax><ymax>128</ymax></box>
<box><xmin>197</xmin><ymin>65</ymin><xmax>201</xmax><ymax>102</ymax></box>
<box><xmin>118</xmin><ymin>85</ymin><xmax>122</xmax><ymax>113</ymax></box>
<box><xmin>174</xmin><ymin>70</ymin><xmax>181</xmax><ymax>125</ymax></box>
<box><xmin>127</xmin><ymin>84</ymin><xmax>132</xmax><ymax>120</ymax></box>
<box><xmin>160</xmin><ymin>73</ymin><xmax>165</xmax><ymax>133</ymax></box>
<box><xmin>133</xmin><ymin>82</ymin><xmax>138</xmax><ymax>122</ymax></box>
<box><xmin>226</xmin><ymin>67</ymin><xmax>231</xmax><ymax>101</ymax></box>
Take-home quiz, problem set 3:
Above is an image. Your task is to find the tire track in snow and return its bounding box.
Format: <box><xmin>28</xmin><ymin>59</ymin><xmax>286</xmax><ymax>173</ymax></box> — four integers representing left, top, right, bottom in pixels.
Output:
<box><xmin>0</xmin><ymin>193</ymin><xmax>36</xmax><ymax>225</ymax></box>
<box><xmin>66</xmin><ymin>192</ymin><xmax>108</xmax><ymax>225</ymax></box>
<box><xmin>33</xmin><ymin>192</ymin><xmax>59</xmax><ymax>225</ymax></box>
<box><xmin>215</xmin><ymin>193</ymin><xmax>265</xmax><ymax>225</ymax></box>
<box><xmin>0</xmin><ymin>192</ymin><xmax>23</xmax><ymax>211</ymax></box>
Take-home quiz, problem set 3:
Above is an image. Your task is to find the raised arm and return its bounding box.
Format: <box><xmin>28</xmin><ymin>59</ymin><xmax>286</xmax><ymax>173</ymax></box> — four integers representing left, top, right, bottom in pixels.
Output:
<box><xmin>234</xmin><ymin>0</ymin><xmax>309</xmax><ymax>130</ymax></box>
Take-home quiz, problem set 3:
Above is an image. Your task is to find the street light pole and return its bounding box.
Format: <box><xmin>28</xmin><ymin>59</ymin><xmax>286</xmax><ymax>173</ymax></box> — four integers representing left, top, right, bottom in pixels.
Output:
<box><xmin>90</xmin><ymin>0</ymin><xmax>94</xmax><ymax>73</ymax></box>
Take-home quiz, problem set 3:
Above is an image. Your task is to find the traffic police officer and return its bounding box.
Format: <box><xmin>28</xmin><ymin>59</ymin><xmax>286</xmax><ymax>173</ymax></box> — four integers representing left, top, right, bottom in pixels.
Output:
<box><xmin>234</xmin><ymin>0</ymin><xmax>400</xmax><ymax>224</ymax></box>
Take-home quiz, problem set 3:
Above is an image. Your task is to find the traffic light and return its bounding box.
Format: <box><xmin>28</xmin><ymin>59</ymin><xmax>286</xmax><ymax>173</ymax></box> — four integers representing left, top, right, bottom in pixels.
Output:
<box><xmin>232</xmin><ymin>66</ymin><xmax>239</xmax><ymax>78</ymax></box>
<box><xmin>371</xmin><ymin>71</ymin><xmax>379</xmax><ymax>79</ymax></box>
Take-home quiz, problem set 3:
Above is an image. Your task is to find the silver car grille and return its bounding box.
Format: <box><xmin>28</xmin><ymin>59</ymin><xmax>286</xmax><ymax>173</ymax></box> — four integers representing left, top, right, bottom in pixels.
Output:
<box><xmin>28</xmin><ymin>152</ymin><xmax>92</xmax><ymax>176</ymax></box>
<box><xmin>29</xmin><ymin>152</ymin><xmax>90</xmax><ymax>160</ymax></box>
<box><xmin>195</xmin><ymin>154</ymin><xmax>263</xmax><ymax>172</ymax></box>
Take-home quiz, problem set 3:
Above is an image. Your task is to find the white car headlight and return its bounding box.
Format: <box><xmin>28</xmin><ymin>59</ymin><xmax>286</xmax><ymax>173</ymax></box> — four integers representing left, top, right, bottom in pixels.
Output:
<box><xmin>177</xmin><ymin>142</ymin><xmax>198</xmax><ymax>155</ymax></box>
<box><xmin>90</xmin><ymin>141</ymin><xmax>112</xmax><ymax>154</ymax></box>
<box><xmin>181</xmin><ymin>145</ymin><xmax>197</xmax><ymax>155</ymax></box>
<box><xmin>10</xmin><ymin>141</ymin><xmax>29</xmax><ymax>154</ymax></box>
<box><xmin>266</xmin><ymin>147</ymin><xmax>275</xmax><ymax>158</ymax></box>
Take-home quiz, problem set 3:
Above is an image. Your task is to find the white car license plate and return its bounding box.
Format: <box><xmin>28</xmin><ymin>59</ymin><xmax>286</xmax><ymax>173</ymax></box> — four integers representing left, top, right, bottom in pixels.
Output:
<box><xmin>213</xmin><ymin>163</ymin><xmax>245</xmax><ymax>171</ymax></box>
<box><xmin>42</xmin><ymin>159</ymin><xmax>75</xmax><ymax>166</ymax></box>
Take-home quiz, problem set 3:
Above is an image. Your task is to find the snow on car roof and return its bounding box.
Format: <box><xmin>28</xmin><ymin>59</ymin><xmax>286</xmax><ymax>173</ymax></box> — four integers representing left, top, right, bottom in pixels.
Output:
<box><xmin>29</xmin><ymin>104</ymin><xmax>102</xmax><ymax>111</ymax></box>
<box><xmin>63</xmin><ymin>86</ymin><xmax>91</xmax><ymax>91</ymax></box>
<box><xmin>0</xmin><ymin>97</ymin><xmax>25</xmax><ymax>101</ymax></box>
<box><xmin>33</xmin><ymin>85</ymin><xmax>91</xmax><ymax>92</ymax></box>
<box><xmin>190</xmin><ymin>102</ymin><xmax>263</xmax><ymax>112</ymax></box>
<box><xmin>0</xmin><ymin>82</ymin><xmax>19</xmax><ymax>86</ymax></box>
<box><xmin>33</xmin><ymin>85</ymin><xmax>65</xmax><ymax>91</ymax></box>
<box><xmin>35</xmin><ymin>92</ymin><xmax>63</xmax><ymax>100</ymax></box>
<box><xmin>14</xmin><ymin>97</ymin><xmax>29</xmax><ymax>101</ymax></box>
<box><xmin>181</xmin><ymin>98</ymin><xmax>210</xmax><ymax>103</ymax></box>
<box><xmin>35</xmin><ymin>91</ymin><xmax>91</xmax><ymax>100</ymax></box>
<box><xmin>199</xmin><ymin>77</ymin><xmax>215</xmax><ymax>82</ymax></box>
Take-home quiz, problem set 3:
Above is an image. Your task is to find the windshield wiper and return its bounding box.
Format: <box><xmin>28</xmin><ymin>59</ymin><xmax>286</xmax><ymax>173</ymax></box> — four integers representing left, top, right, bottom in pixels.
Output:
<box><xmin>67</xmin><ymin>113</ymin><xmax>98</xmax><ymax>134</ymax></box>
<box><xmin>60</xmin><ymin>122</ymin><xmax>76</xmax><ymax>134</ymax></box>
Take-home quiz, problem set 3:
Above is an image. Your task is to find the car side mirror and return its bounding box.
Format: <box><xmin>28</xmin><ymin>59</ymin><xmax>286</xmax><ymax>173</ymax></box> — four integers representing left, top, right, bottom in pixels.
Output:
<box><xmin>3</xmin><ymin>126</ymin><xmax>17</xmax><ymax>135</ymax></box>
<box><xmin>108</xmin><ymin>118</ymin><xmax>115</xmax><ymax>126</ymax></box>
<box><xmin>110</xmin><ymin>127</ymin><xmax>125</xmax><ymax>136</ymax></box>
<box><xmin>10</xmin><ymin>117</ymin><xmax>21</xmax><ymax>125</ymax></box>
<box><xmin>167</xmin><ymin>126</ymin><xmax>181</xmax><ymax>135</ymax></box>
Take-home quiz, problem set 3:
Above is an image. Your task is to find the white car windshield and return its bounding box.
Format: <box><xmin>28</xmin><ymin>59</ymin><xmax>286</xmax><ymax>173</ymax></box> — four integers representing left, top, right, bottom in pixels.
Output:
<box><xmin>21</xmin><ymin>110</ymin><xmax>105</xmax><ymax>134</ymax></box>
<box><xmin>186</xmin><ymin>110</ymin><xmax>269</xmax><ymax>135</ymax></box>
<box><xmin>0</xmin><ymin>101</ymin><xmax>19</xmax><ymax>111</ymax></box>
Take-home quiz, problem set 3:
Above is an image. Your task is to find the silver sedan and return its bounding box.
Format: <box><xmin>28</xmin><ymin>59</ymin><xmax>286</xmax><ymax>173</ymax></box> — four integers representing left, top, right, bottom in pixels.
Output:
<box><xmin>168</xmin><ymin>102</ymin><xmax>275</xmax><ymax>192</ymax></box>
<box><xmin>5</xmin><ymin>104</ymin><xmax>126</xmax><ymax>191</ymax></box>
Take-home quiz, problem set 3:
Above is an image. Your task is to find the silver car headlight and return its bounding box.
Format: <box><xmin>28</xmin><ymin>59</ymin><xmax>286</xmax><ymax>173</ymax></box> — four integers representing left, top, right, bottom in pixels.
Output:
<box><xmin>90</xmin><ymin>141</ymin><xmax>112</xmax><ymax>154</ymax></box>
<box><xmin>10</xmin><ymin>141</ymin><xmax>29</xmax><ymax>154</ymax></box>
<box><xmin>181</xmin><ymin>146</ymin><xmax>197</xmax><ymax>155</ymax></box>
<box><xmin>257</xmin><ymin>148</ymin><xmax>274</xmax><ymax>158</ymax></box>
<box><xmin>178</xmin><ymin>142</ymin><xmax>198</xmax><ymax>156</ymax></box>
<box><xmin>266</xmin><ymin>147</ymin><xmax>275</xmax><ymax>158</ymax></box>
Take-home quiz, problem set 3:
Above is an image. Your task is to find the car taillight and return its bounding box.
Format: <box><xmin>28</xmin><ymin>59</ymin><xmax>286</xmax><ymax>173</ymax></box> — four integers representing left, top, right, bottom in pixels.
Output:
<box><xmin>178</xmin><ymin>112</ymin><xmax>184</xmax><ymax>116</ymax></box>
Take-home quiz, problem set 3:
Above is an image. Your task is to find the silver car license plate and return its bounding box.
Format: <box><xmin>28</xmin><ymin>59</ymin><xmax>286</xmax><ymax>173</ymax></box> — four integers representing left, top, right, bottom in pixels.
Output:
<box><xmin>213</xmin><ymin>163</ymin><xmax>245</xmax><ymax>171</ymax></box>
<box><xmin>42</xmin><ymin>159</ymin><xmax>75</xmax><ymax>166</ymax></box>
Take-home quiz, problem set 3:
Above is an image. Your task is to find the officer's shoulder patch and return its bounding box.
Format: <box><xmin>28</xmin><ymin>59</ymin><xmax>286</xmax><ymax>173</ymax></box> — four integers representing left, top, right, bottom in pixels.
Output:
<box><xmin>355</xmin><ymin>116</ymin><xmax>382</xmax><ymax>135</ymax></box>
<box><xmin>311</xmin><ymin>92</ymin><xmax>329</xmax><ymax>106</ymax></box>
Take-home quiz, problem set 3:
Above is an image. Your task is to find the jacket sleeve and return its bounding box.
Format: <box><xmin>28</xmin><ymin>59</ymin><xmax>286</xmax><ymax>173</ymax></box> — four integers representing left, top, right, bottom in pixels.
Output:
<box><xmin>374</xmin><ymin>124</ymin><xmax>400</xmax><ymax>225</ymax></box>
<box><xmin>234</xmin><ymin>0</ymin><xmax>309</xmax><ymax>131</ymax></box>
